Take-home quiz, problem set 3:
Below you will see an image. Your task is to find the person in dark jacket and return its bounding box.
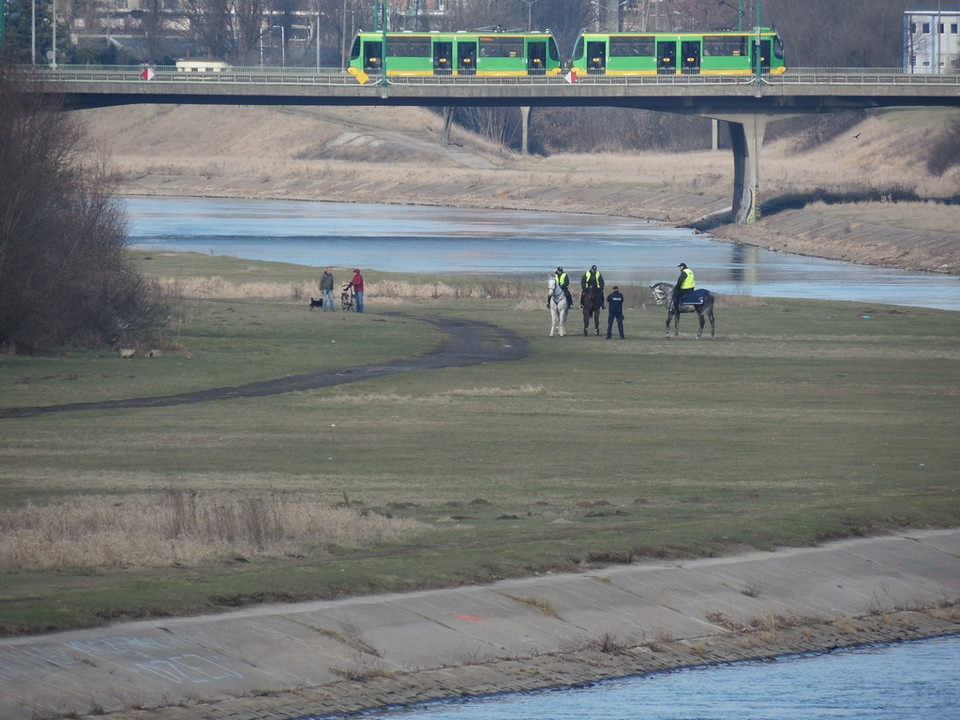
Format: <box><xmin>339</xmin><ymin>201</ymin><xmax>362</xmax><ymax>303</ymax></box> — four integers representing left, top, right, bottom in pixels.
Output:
<box><xmin>605</xmin><ymin>286</ymin><xmax>625</xmax><ymax>339</ymax></box>
<box><xmin>319</xmin><ymin>268</ymin><xmax>335</xmax><ymax>311</ymax></box>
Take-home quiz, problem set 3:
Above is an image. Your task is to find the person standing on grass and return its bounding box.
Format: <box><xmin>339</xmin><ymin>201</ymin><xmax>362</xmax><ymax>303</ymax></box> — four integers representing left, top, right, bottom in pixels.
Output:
<box><xmin>320</xmin><ymin>268</ymin><xmax>335</xmax><ymax>311</ymax></box>
<box><xmin>606</xmin><ymin>286</ymin><xmax>625</xmax><ymax>339</ymax></box>
<box><xmin>347</xmin><ymin>269</ymin><xmax>365</xmax><ymax>313</ymax></box>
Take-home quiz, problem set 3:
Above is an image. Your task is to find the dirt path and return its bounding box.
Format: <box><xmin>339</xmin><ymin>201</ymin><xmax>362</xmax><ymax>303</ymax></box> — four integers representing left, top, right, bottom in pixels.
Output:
<box><xmin>0</xmin><ymin>315</ymin><xmax>528</xmax><ymax>419</ymax></box>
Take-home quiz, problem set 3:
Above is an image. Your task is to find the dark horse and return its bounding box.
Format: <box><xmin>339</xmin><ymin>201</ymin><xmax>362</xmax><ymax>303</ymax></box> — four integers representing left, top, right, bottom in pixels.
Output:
<box><xmin>650</xmin><ymin>282</ymin><xmax>716</xmax><ymax>339</ymax></box>
<box><xmin>582</xmin><ymin>285</ymin><xmax>603</xmax><ymax>336</ymax></box>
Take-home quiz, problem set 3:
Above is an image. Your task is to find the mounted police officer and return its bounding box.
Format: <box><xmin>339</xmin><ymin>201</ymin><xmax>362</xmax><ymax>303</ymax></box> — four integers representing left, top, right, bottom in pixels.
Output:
<box><xmin>673</xmin><ymin>262</ymin><xmax>695</xmax><ymax>308</ymax></box>
<box><xmin>553</xmin><ymin>266</ymin><xmax>573</xmax><ymax>308</ymax></box>
<box><xmin>580</xmin><ymin>265</ymin><xmax>605</xmax><ymax>309</ymax></box>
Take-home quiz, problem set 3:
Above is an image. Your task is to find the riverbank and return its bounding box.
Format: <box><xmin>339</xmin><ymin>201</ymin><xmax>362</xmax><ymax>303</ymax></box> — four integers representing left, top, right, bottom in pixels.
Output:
<box><xmin>4</xmin><ymin>530</ymin><xmax>959</xmax><ymax>720</ymax></box>
<box><xmin>79</xmin><ymin>104</ymin><xmax>960</xmax><ymax>276</ymax></box>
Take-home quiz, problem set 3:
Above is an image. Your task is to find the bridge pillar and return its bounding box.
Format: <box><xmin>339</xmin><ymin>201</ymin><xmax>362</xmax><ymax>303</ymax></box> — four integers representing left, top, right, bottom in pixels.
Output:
<box><xmin>441</xmin><ymin>107</ymin><xmax>454</xmax><ymax>146</ymax></box>
<box><xmin>521</xmin><ymin>106</ymin><xmax>531</xmax><ymax>155</ymax></box>
<box><xmin>726</xmin><ymin>115</ymin><xmax>768</xmax><ymax>224</ymax></box>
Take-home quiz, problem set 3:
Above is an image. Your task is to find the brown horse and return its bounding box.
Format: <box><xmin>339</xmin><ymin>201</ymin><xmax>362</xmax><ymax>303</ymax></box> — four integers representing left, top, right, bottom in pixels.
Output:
<box><xmin>582</xmin><ymin>285</ymin><xmax>603</xmax><ymax>336</ymax></box>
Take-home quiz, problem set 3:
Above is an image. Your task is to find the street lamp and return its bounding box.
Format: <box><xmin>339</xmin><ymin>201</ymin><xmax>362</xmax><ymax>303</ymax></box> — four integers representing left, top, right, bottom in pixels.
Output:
<box><xmin>717</xmin><ymin>0</ymin><xmax>744</xmax><ymax>32</ymax></box>
<box><xmin>519</xmin><ymin>0</ymin><xmax>538</xmax><ymax>31</ymax></box>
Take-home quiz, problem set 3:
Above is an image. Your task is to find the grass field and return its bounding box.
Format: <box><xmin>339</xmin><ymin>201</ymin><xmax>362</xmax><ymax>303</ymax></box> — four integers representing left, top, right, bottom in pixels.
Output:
<box><xmin>1</xmin><ymin>253</ymin><xmax>958</xmax><ymax>636</ymax></box>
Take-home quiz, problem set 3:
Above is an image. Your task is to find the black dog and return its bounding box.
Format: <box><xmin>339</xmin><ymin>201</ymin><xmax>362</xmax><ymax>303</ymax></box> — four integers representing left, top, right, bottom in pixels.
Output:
<box><xmin>309</xmin><ymin>297</ymin><xmax>323</xmax><ymax>309</ymax></box>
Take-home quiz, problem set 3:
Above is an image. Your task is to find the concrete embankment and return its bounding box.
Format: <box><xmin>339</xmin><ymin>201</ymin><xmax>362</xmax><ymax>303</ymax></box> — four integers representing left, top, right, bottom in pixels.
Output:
<box><xmin>1</xmin><ymin>529</ymin><xmax>959</xmax><ymax>720</ymax></box>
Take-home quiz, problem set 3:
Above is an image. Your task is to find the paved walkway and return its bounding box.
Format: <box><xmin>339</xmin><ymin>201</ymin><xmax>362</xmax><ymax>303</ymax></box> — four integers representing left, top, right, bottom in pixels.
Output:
<box><xmin>2</xmin><ymin>529</ymin><xmax>959</xmax><ymax>720</ymax></box>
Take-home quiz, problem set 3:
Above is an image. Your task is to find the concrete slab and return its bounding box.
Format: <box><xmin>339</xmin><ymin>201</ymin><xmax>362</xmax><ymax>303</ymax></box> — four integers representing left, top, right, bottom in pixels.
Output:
<box><xmin>1</xmin><ymin>529</ymin><xmax>958</xmax><ymax>720</ymax></box>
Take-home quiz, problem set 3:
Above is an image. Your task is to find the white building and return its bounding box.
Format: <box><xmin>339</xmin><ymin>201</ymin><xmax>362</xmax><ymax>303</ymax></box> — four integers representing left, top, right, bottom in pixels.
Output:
<box><xmin>903</xmin><ymin>3</ymin><xmax>960</xmax><ymax>73</ymax></box>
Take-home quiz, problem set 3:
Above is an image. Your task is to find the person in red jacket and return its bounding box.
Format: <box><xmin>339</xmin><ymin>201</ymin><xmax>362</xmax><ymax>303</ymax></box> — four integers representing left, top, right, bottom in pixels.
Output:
<box><xmin>346</xmin><ymin>269</ymin><xmax>364</xmax><ymax>313</ymax></box>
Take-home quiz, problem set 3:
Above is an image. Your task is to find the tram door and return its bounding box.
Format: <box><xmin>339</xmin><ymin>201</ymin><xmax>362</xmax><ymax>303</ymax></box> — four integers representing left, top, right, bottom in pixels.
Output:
<box><xmin>433</xmin><ymin>41</ymin><xmax>452</xmax><ymax>74</ymax></box>
<box><xmin>657</xmin><ymin>41</ymin><xmax>677</xmax><ymax>74</ymax></box>
<box><xmin>363</xmin><ymin>41</ymin><xmax>382</xmax><ymax>71</ymax></box>
<box><xmin>527</xmin><ymin>40</ymin><xmax>547</xmax><ymax>74</ymax></box>
<box><xmin>680</xmin><ymin>40</ymin><xmax>701</xmax><ymax>74</ymax></box>
<box><xmin>752</xmin><ymin>39</ymin><xmax>771</xmax><ymax>72</ymax></box>
<box><xmin>458</xmin><ymin>42</ymin><xmax>477</xmax><ymax>75</ymax></box>
<box><xmin>586</xmin><ymin>41</ymin><xmax>606</xmax><ymax>74</ymax></box>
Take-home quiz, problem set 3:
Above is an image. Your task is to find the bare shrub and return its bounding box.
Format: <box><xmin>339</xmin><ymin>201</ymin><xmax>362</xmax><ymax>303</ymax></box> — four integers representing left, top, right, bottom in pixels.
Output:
<box><xmin>0</xmin><ymin>491</ymin><xmax>426</xmax><ymax>570</ymax></box>
<box><xmin>926</xmin><ymin>118</ymin><xmax>960</xmax><ymax>176</ymax></box>
<box><xmin>0</xmin><ymin>68</ymin><xmax>167</xmax><ymax>353</ymax></box>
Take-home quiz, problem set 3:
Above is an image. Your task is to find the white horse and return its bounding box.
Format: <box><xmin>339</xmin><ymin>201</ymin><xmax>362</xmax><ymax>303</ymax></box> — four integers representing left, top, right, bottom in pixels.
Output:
<box><xmin>547</xmin><ymin>276</ymin><xmax>569</xmax><ymax>337</ymax></box>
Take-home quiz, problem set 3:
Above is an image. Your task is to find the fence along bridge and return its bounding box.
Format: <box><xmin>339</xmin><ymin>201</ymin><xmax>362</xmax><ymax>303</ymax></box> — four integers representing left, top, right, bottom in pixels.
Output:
<box><xmin>25</xmin><ymin>65</ymin><xmax>960</xmax><ymax>223</ymax></box>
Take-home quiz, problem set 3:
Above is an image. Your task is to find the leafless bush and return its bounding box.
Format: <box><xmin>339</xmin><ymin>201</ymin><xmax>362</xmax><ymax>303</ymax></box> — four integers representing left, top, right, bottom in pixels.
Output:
<box><xmin>926</xmin><ymin>118</ymin><xmax>960</xmax><ymax>176</ymax></box>
<box><xmin>0</xmin><ymin>67</ymin><xmax>167</xmax><ymax>354</ymax></box>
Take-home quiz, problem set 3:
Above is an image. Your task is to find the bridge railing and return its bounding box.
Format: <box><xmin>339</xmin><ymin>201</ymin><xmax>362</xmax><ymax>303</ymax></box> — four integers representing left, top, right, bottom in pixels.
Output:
<box><xmin>19</xmin><ymin>65</ymin><xmax>960</xmax><ymax>89</ymax></box>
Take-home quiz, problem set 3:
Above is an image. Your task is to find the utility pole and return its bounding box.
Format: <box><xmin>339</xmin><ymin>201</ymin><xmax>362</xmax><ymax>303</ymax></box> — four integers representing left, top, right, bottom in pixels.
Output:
<box><xmin>754</xmin><ymin>0</ymin><xmax>761</xmax><ymax>84</ymax></box>
<box><xmin>379</xmin><ymin>0</ymin><xmax>388</xmax><ymax>86</ymax></box>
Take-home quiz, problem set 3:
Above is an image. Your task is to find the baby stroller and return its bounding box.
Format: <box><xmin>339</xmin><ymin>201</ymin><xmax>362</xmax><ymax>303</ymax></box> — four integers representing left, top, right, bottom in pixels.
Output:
<box><xmin>340</xmin><ymin>284</ymin><xmax>355</xmax><ymax>311</ymax></box>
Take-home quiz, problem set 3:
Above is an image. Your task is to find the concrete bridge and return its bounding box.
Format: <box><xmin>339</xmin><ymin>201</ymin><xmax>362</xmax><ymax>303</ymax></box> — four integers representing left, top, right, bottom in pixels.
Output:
<box><xmin>24</xmin><ymin>65</ymin><xmax>960</xmax><ymax>223</ymax></box>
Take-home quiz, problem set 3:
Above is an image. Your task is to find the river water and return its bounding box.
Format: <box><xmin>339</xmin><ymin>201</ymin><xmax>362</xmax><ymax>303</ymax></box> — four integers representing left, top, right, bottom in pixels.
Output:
<box><xmin>350</xmin><ymin>636</ymin><xmax>960</xmax><ymax>720</ymax></box>
<box><xmin>126</xmin><ymin>196</ymin><xmax>960</xmax><ymax>717</ymax></box>
<box><xmin>124</xmin><ymin>197</ymin><xmax>960</xmax><ymax>311</ymax></box>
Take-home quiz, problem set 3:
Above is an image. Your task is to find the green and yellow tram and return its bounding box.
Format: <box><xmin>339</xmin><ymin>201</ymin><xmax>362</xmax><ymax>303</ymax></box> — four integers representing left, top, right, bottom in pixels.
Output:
<box><xmin>570</xmin><ymin>28</ymin><xmax>785</xmax><ymax>76</ymax></box>
<box><xmin>348</xmin><ymin>30</ymin><xmax>563</xmax><ymax>78</ymax></box>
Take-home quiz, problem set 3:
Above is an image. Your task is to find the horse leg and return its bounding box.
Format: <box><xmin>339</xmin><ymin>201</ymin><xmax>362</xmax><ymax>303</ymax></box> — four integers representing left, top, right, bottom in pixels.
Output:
<box><xmin>664</xmin><ymin>311</ymin><xmax>672</xmax><ymax>338</ymax></box>
<box><xmin>696</xmin><ymin>309</ymin><xmax>705</xmax><ymax>339</ymax></box>
<box><xmin>594</xmin><ymin>310</ymin><xmax>600</xmax><ymax>336</ymax></box>
<box><xmin>709</xmin><ymin>308</ymin><xmax>716</xmax><ymax>337</ymax></box>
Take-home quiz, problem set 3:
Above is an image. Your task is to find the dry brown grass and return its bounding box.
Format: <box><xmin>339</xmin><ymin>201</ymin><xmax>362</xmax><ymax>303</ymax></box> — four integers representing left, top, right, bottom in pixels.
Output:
<box><xmin>151</xmin><ymin>276</ymin><xmax>547</xmax><ymax>302</ymax></box>
<box><xmin>0</xmin><ymin>491</ymin><xmax>426</xmax><ymax>570</ymax></box>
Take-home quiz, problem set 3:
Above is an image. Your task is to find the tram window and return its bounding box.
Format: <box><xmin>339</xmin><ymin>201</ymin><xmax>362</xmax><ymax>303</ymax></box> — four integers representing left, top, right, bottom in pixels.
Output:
<box><xmin>388</xmin><ymin>37</ymin><xmax>431</xmax><ymax>57</ymax></box>
<box><xmin>609</xmin><ymin>36</ymin><xmax>654</xmax><ymax>57</ymax></box>
<box><xmin>704</xmin><ymin>36</ymin><xmax>748</xmax><ymax>57</ymax></box>
<box><xmin>478</xmin><ymin>36</ymin><xmax>524</xmax><ymax>58</ymax></box>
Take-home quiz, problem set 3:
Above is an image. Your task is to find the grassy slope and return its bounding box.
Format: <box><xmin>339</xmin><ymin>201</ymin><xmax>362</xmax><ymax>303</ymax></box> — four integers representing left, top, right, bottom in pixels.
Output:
<box><xmin>2</xmin><ymin>106</ymin><xmax>958</xmax><ymax>635</ymax></box>
<box><xmin>1</xmin><ymin>259</ymin><xmax>958</xmax><ymax>634</ymax></box>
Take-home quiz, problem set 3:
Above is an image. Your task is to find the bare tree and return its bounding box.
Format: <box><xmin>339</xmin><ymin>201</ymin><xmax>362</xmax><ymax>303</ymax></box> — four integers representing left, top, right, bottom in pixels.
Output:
<box><xmin>0</xmin><ymin>68</ymin><xmax>166</xmax><ymax>354</ymax></box>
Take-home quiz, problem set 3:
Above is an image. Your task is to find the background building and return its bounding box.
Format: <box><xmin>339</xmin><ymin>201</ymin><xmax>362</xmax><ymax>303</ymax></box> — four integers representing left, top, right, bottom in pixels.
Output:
<box><xmin>903</xmin><ymin>2</ymin><xmax>960</xmax><ymax>73</ymax></box>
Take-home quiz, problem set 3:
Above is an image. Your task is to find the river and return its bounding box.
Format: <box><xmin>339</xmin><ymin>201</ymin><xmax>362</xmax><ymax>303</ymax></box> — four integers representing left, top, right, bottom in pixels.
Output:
<box><xmin>124</xmin><ymin>197</ymin><xmax>960</xmax><ymax>311</ymax></box>
<box><xmin>348</xmin><ymin>636</ymin><xmax>960</xmax><ymax>720</ymax></box>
